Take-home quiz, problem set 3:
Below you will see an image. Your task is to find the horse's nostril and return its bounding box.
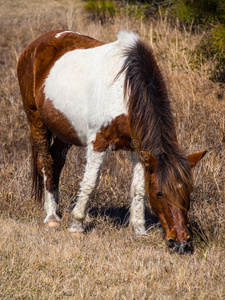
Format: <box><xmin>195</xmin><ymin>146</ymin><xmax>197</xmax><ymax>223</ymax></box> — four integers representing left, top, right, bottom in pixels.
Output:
<box><xmin>167</xmin><ymin>238</ymin><xmax>175</xmax><ymax>248</ymax></box>
<box><xmin>181</xmin><ymin>241</ymin><xmax>188</xmax><ymax>248</ymax></box>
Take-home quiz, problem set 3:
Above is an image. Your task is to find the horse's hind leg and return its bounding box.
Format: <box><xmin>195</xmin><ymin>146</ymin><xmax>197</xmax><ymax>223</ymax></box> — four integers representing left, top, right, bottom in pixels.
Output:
<box><xmin>41</xmin><ymin>137</ymin><xmax>71</xmax><ymax>226</ymax></box>
<box><xmin>50</xmin><ymin>137</ymin><xmax>71</xmax><ymax>205</ymax></box>
<box><xmin>28</xmin><ymin>111</ymin><xmax>66</xmax><ymax>226</ymax></box>
<box><xmin>69</xmin><ymin>145</ymin><xmax>105</xmax><ymax>233</ymax></box>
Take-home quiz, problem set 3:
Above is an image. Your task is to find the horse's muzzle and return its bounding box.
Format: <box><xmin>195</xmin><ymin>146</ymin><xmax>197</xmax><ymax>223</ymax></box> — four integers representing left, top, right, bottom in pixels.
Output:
<box><xmin>167</xmin><ymin>238</ymin><xmax>193</xmax><ymax>254</ymax></box>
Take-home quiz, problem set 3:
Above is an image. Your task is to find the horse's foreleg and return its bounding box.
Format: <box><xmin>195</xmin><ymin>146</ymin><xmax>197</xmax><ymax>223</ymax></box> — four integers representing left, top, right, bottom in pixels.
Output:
<box><xmin>69</xmin><ymin>146</ymin><xmax>105</xmax><ymax>233</ymax></box>
<box><xmin>129</xmin><ymin>156</ymin><xmax>146</xmax><ymax>236</ymax></box>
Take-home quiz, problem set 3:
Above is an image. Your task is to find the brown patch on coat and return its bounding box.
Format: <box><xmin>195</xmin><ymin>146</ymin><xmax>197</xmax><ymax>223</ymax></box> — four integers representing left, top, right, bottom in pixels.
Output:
<box><xmin>37</xmin><ymin>89</ymin><xmax>83</xmax><ymax>146</ymax></box>
<box><xmin>92</xmin><ymin>114</ymin><xmax>132</xmax><ymax>152</ymax></box>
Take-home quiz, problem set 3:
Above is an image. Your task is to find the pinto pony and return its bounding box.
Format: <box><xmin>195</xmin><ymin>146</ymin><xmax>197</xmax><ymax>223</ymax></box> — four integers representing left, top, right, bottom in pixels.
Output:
<box><xmin>17</xmin><ymin>30</ymin><xmax>206</xmax><ymax>253</ymax></box>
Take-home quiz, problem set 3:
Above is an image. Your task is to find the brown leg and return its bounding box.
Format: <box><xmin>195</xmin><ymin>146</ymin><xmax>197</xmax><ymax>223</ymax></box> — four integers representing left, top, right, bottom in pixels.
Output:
<box><xmin>41</xmin><ymin>137</ymin><xmax>71</xmax><ymax>225</ymax></box>
<box><xmin>50</xmin><ymin>137</ymin><xmax>71</xmax><ymax>203</ymax></box>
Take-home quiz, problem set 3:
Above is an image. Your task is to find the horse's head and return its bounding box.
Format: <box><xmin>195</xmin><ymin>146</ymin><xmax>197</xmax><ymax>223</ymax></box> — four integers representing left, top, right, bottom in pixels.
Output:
<box><xmin>141</xmin><ymin>150</ymin><xmax>206</xmax><ymax>254</ymax></box>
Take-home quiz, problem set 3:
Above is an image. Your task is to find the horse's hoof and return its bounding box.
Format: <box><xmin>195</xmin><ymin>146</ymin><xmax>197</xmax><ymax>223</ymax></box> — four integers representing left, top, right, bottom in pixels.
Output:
<box><xmin>46</xmin><ymin>221</ymin><xmax>59</xmax><ymax>227</ymax></box>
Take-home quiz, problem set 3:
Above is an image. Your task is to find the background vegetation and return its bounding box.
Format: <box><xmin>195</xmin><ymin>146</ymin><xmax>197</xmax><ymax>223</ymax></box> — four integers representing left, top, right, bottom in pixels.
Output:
<box><xmin>85</xmin><ymin>0</ymin><xmax>225</xmax><ymax>82</ymax></box>
<box><xmin>0</xmin><ymin>0</ymin><xmax>224</xmax><ymax>299</ymax></box>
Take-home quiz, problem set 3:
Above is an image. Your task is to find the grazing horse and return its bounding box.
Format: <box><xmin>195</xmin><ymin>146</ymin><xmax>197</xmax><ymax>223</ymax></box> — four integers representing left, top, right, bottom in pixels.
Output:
<box><xmin>17</xmin><ymin>30</ymin><xmax>206</xmax><ymax>253</ymax></box>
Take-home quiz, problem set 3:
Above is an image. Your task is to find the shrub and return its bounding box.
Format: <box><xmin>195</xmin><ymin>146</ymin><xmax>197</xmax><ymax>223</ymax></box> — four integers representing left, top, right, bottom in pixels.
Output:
<box><xmin>84</xmin><ymin>0</ymin><xmax>116</xmax><ymax>23</ymax></box>
<box><xmin>209</xmin><ymin>25</ymin><xmax>225</xmax><ymax>82</ymax></box>
<box><xmin>169</xmin><ymin>0</ymin><xmax>225</xmax><ymax>27</ymax></box>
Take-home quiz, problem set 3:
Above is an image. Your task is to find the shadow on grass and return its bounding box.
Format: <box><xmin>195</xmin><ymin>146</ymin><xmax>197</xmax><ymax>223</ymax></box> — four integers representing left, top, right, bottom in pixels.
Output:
<box><xmin>67</xmin><ymin>199</ymin><xmax>209</xmax><ymax>245</ymax></box>
<box><xmin>85</xmin><ymin>205</ymin><xmax>160</xmax><ymax>233</ymax></box>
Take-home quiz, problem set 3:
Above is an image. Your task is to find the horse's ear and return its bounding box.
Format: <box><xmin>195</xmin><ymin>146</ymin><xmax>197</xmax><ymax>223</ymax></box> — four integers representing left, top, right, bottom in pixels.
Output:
<box><xmin>188</xmin><ymin>150</ymin><xmax>207</xmax><ymax>168</ymax></box>
<box><xmin>140</xmin><ymin>151</ymin><xmax>158</xmax><ymax>172</ymax></box>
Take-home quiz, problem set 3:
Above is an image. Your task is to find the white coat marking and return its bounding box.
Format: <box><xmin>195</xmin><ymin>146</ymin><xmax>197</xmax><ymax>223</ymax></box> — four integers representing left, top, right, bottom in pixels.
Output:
<box><xmin>44</xmin><ymin>31</ymin><xmax>139</xmax><ymax>146</ymax></box>
<box><xmin>55</xmin><ymin>31</ymin><xmax>81</xmax><ymax>38</ymax></box>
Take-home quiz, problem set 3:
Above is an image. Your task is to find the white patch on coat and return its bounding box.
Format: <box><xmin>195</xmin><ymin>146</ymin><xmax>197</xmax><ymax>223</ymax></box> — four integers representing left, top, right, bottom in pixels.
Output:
<box><xmin>55</xmin><ymin>31</ymin><xmax>81</xmax><ymax>38</ymax></box>
<box><xmin>44</xmin><ymin>31</ymin><xmax>140</xmax><ymax>146</ymax></box>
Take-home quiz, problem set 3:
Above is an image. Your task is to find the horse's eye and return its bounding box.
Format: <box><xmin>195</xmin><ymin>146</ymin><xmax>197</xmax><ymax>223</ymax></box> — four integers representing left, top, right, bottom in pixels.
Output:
<box><xmin>156</xmin><ymin>192</ymin><xmax>163</xmax><ymax>199</ymax></box>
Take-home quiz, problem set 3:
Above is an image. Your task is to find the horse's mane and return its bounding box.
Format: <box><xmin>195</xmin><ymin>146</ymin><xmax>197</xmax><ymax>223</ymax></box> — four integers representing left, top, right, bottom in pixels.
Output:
<box><xmin>119</xmin><ymin>38</ymin><xmax>193</xmax><ymax>203</ymax></box>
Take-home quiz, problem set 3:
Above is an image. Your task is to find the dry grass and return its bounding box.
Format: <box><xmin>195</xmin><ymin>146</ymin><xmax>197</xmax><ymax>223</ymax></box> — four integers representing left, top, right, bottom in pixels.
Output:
<box><xmin>0</xmin><ymin>217</ymin><xmax>224</xmax><ymax>299</ymax></box>
<box><xmin>0</xmin><ymin>0</ymin><xmax>224</xmax><ymax>299</ymax></box>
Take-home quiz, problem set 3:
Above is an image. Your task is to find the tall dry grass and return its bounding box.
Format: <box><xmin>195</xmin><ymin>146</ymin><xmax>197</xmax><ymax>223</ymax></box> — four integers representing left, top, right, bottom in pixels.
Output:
<box><xmin>0</xmin><ymin>0</ymin><xmax>224</xmax><ymax>299</ymax></box>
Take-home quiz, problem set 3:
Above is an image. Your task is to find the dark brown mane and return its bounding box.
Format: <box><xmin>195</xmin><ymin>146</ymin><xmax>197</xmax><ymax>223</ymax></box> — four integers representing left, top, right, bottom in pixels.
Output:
<box><xmin>120</xmin><ymin>39</ymin><xmax>193</xmax><ymax>203</ymax></box>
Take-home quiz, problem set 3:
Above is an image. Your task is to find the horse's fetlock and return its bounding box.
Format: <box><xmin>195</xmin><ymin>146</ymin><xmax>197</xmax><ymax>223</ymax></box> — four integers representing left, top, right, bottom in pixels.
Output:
<box><xmin>129</xmin><ymin>218</ymin><xmax>146</xmax><ymax>236</ymax></box>
<box><xmin>69</xmin><ymin>220</ymin><xmax>84</xmax><ymax>233</ymax></box>
<box><xmin>130</xmin><ymin>224</ymin><xmax>147</xmax><ymax>236</ymax></box>
<box><xmin>72</xmin><ymin>208</ymin><xmax>86</xmax><ymax>222</ymax></box>
<box><xmin>44</xmin><ymin>213</ymin><xmax>60</xmax><ymax>224</ymax></box>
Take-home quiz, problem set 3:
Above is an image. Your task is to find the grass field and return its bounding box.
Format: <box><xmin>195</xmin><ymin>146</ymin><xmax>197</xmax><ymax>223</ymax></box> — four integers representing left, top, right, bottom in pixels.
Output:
<box><xmin>0</xmin><ymin>0</ymin><xmax>224</xmax><ymax>299</ymax></box>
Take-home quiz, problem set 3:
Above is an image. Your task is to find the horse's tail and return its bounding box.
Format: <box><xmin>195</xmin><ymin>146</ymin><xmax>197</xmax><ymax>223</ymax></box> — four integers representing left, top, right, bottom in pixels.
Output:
<box><xmin>31</xmin><ymin>143</ymin><xmax>43</xmax><ymax>202</ymax></box>
<box><xmin>31</xmin><ymin>128</ymin><xmax>53</xmax><ymax>202</ymax></box>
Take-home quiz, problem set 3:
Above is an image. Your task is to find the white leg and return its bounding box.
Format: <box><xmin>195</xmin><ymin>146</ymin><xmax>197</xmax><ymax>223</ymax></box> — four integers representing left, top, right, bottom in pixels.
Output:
<box><xmin>129</xmin><ymin>156</ymin><xmax>146</xmax><ymax>236</ymax></box>
<box><xmin>69</xmin><ymin>146</ymin><xmax>105</xmax><ymax>233</ymax></box>
<box><xmin>43</xmin><ymin>190</ymin><xmax>60</xmax><ymax>224</ymax></box>
<box><xmin>43</xmin><ymin>171</ymin><xmax>60</xmax><ymax>224</ymax></box>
